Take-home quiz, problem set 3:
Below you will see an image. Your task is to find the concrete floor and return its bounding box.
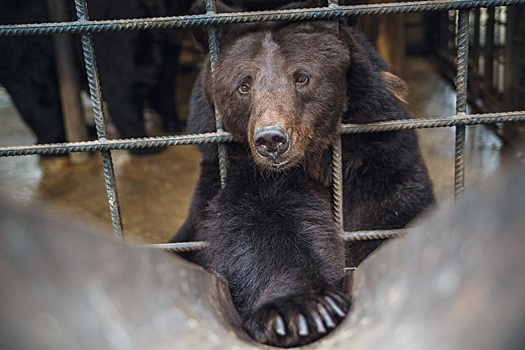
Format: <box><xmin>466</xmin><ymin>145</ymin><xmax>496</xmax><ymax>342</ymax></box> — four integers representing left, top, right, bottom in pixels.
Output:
<box><xmin>0</xmin><ymin>56</ymin><xmax>508</xmax><ymax>243</ymax></box>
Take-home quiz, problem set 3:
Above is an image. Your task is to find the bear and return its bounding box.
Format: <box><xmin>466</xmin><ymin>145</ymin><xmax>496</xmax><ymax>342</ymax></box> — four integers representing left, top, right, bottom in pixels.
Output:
<box><xmin>0</xmin><ymin>0</ymin><xmax>192</xmax><ymax>153</ymax></box>
<box><xmin>171</xmin><ymin>0</ymin><xmax>435</xmax><ymax>347</ymax></box>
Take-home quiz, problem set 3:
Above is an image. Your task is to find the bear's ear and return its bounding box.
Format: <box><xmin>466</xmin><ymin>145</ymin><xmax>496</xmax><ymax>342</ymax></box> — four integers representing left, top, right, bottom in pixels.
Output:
<box><xmin>382</xmin><ymin>71</ymin><xmax>409</xmax><ymax>104</ymax></box>
<box><xmin>189</xmin><ymin>0</ymin><xmax>246</xmax><ymax>53</ymax></box>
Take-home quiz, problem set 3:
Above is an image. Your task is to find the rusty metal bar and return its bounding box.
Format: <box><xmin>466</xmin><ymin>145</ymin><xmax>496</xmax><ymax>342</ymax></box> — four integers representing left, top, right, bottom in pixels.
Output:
<box><xmin>454</xmin><ymin>10</ymin><xmax>470</xmax><ymax>197</ymax></box>
<box><xmin>341</xmin><ymin>229</ymin><xmax>408</xmax><ymax>241</ymax></box>
<box><xmin>149</xmin><ymin>229</ymin><xmax>410</xmax><ymax>252</ymax></box>
<box><xmin>145</xmin><ymin>241</ymin><xmax>209</xmax><ymax>252</ymax></box>
<box><xmin>332</xmin><ymin>124</ymin><xmax>344</xmax><ymax>233</ymax></box>
<box><xmin>330</xmin><ymin>0</ymin><xmax>344</xmax><ymax>232</ymax></box>
<box><xmin>2</xmin><ymin>0</ymin><xmax>525</xmax><ymax>37</ymax></box>
<box><xmin>205</xmin><ymin>0</ymin><xmax>228</xmax><ymax>188</ymax></box>
<box><xmin>74</xmin><ymin>0</ymin><xmax>124</xmax><ymax>239</ymax></box>
<box><xmin>2</xmin><ymin>112</ymin><xmax>525</xmax><ymax>157</ymax></box>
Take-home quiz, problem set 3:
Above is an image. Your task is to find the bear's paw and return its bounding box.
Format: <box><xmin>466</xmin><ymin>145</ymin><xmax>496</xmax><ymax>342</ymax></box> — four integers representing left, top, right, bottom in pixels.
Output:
<box><xmin>243</xmin><ymin>289</ymin><xmax>349</xmax><ymax>348</ymax></box>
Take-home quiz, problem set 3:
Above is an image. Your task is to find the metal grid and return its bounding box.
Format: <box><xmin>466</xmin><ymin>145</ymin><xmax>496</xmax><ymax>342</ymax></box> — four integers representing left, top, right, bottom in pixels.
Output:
<box><xmin>1</xmin><ymin>0</ymin><xmax>525</xmax><ymax>251</ymax></box>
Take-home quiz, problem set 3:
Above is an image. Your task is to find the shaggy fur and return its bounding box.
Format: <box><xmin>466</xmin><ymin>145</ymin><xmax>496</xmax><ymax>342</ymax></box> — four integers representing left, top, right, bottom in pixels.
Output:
<box><xmin>172</xmin><ymin>0</ymin><xmax>434</xmax><ymax>347</ymax></box>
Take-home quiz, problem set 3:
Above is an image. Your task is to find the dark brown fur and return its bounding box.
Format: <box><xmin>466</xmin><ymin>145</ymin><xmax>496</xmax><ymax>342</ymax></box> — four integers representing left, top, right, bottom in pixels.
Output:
<box><xmin>172</xmin><ymin>1</ymin><xmax>434</xmax><ymax>347</ymax></box>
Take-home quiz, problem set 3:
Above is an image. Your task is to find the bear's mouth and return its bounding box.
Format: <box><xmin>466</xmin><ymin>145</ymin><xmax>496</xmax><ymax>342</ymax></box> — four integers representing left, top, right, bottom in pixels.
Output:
<box><xmin>269</xmin><ymin>159</ymin><xmax>291</xmax><ymax>169</ymax></box>
<box><xmin>252</xmin><ymin>152</ymin><xmax>302</xmax><ymax>172</ymax></box>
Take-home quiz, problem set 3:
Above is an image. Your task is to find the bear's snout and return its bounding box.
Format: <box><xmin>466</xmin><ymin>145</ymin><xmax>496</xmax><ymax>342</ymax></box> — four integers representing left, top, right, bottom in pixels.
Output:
<box><xmin>254</xmin><ymin>125</ymin><xmax>290</xmax><ymax>161</ymax></box>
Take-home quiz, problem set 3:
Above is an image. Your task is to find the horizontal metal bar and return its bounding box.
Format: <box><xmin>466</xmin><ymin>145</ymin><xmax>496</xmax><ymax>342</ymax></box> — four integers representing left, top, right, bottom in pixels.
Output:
<box><xmin>2</xmin><ymin>111</ymin><xmax>524</xmax><ymax>157</ymax></box>
<box><xmin>340</xmin><ymin>111</ymin><xmax>525</xmax><ymax>134</ymax></box>
<box><xmin>342</xmin><ymin>229</ymin><xmax>408</xmax><ymax>241</ymax></box>
<box><xmin>1</xmin><ymin>0</ymin><xmax>523</xmax><ymax>37</ymax></box>
<box><xmin>144</xmin><ymin>242</ymin><xmax>209</xmax><ymax>252</ymax></box>
<box><xmin>0</xmin><ymin>131</ymin><xmax>233</xmax><ymax>157</ymax></box>
<box><xmin>146</xmin><ymin>229</ymin><xmax>408</xmax><ymax>252</ymax></box>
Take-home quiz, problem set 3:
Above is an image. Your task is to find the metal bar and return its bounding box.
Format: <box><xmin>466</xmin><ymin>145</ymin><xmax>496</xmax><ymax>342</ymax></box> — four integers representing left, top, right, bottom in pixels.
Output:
<box><xmin>205</xmin><ymin>0</ymin><xmax>228</xmax><ymax>187</ymax></box>
<box><xmin>332</xmin><ymin>136</ymin><xmax>344</xmax><ymax>232</ymax></box>
<box><xmin>454</xmin><ymin>10</ymin><xmax>470</xmax><ymax>197</ymax></box>
<box><xmin>2</xmin><ymin>0</ymin><xmax>525</xmax><ymax>37</ymax></box>
<box><xmin>330</xmin><ymin>0</ymin><xmax>344</xmax><ymax>232</ymax></box>
<box><xmin>342</xmin><ymin>229</ymin><xmax>408</xmax><ymax>241</ymax></box>
<box><xmin>340</xmin><ymin>111</ymin><xmax>525</xmax><ymax>132</ymax></box>
<box><xmin>147</xmin><ymin>229</ymin><xmax>409</xmax><ymax>252</ymax></box>
<box><xmin>75</xmin><ymin>0</ymin><xmax>124</xmax><ymax>239</ymax></box>
<box><xmin>3</xmin><ymin>112</ymin><xmax>525</xmax><ymax>157</ymax></box>
<box><xmin>144</xmin><ymin>241</ymin><xmax>209</xmax><ymax>252</ymax></box>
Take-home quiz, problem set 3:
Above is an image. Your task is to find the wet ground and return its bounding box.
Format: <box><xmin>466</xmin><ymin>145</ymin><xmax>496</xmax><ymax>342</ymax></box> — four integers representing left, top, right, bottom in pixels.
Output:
<box><xmin>0</xmin><ymin>56</ymin><xmax>509</xmax><ymax>243</ymax></box>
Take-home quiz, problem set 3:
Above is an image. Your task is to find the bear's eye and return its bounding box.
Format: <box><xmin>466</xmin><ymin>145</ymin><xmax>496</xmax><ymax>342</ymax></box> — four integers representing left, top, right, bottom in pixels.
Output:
<box><xmin>239</xmin><ymin>83</ymin><xmax>251</xmax><ymax>94</ymax></box>
<box><xmin>295</xmin><ymin>74</ymin><xmax>309</xmax><ymax>86</ymax></box>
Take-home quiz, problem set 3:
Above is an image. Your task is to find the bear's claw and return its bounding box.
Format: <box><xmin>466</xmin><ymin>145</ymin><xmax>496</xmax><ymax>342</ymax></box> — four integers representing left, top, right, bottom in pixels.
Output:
<box><xmin>244</xmin><ymin>289</ymin><xmax>349</xmax><ymax>348</ymax></box>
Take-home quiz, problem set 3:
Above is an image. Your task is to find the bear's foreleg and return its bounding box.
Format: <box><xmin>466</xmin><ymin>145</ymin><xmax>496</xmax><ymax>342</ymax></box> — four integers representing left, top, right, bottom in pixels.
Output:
<box><xmin>197</xmin><ymin>176</ymin><xmax>349</xmax><ymax>347</ymax></box>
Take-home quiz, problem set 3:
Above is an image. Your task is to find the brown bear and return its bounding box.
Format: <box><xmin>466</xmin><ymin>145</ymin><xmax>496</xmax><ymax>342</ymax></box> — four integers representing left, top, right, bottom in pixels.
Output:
<box><xmin>172</xmin><ymin>0</ymin><xmax>435</xmax><ymax>347</ymax></box>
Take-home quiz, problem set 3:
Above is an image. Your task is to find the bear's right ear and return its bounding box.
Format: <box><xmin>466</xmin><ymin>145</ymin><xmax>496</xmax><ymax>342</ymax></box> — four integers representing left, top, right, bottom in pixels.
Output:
<box><xmin>189</xmin><ymin>0</ymin><xmax>245</xmax><ymax>52</ymax></box>
<box><xmin>382</xmin><ymin>71</ymin><xmax>409</xmax><ymax>104</ymax></box>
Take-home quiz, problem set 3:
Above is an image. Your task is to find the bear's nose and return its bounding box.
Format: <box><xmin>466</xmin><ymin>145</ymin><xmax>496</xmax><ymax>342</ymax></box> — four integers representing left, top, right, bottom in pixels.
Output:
<box><xmin>254</xmin><ymin>125</ymin><xmax>290</xmax><ymax>160</ymax></box>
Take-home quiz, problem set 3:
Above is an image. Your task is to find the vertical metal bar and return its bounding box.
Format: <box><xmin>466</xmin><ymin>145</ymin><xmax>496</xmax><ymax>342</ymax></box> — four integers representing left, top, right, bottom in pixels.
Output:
<box><xmin>75</xmin><ymin>0</ymin><xmax>124</xmax><ymax>239</ymax></box>
<box><xmin>332</xmin><ymin>136</ymin><xmax>344</xmax><ymax>233</ymax></box>
<box><xmin>329</xmin><ymin>0</ymin><xmax>344</xmax><ymax>232</ymax></box>
<box><xmin>205</xmin><ymin>0</ymin><xmax>228</xmax><ymax>188</ymax></box>
<box><xmin>454</xmin><ymin>9</ymin><xmax>469</xmax><ymax>197</ymax></box>
<box><xmin>46</xmin><ymin>0</ymin><xmax>89</xmax><ymax>164</ymax></box>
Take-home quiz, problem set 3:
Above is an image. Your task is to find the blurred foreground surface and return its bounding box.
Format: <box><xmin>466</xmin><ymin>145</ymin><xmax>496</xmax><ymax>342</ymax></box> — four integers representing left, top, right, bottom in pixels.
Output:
<box><xmin>1</xmin><ymin>165</ymin><xmax>524</xmax><ymax>350</ymax></box>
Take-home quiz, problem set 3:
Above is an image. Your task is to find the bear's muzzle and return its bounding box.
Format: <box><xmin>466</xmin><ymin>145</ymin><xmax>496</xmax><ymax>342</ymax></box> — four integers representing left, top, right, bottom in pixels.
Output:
<box><xmin>254</xmin><ymin>125</ymin><xmax>290</xmax><ymax>163</ymax></box>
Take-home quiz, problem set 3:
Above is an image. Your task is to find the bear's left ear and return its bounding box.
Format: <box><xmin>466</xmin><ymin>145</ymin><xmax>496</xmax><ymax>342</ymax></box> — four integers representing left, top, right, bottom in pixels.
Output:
<box><xmin>189</xmin><ymin>0</ymin><xmax>252</xmax><ymax>53</ymax></box>
<box><xmin>382</xmin><ymin>71</ymin><xmax>409</xmax><ymax>104</ymax></box>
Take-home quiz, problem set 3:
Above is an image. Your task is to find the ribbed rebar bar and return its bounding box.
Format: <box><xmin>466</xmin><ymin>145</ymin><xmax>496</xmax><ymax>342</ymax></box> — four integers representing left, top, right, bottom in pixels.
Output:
<box><xmin>454</xmin><ymin>10</ymin><xmax>469</xmax><ymax>197</ymax></box>
<box><xmin>340</xmin><ymin>111</ymin><xmax>525</xmax><ymax>133</ymax></box>
<box><xmin>342</xmin><ymin>229</ymin><xmax>408</xmax><ymax>241</ymax></box>
<box><xmin>147</xmin><ymin>230</ymin><xmax>408</xmax><ymax>252</ymax></box>
<box><xmin>330</xmin><ymin>0</ymin><xmax>344</xmax><ymax>233</ymax></box>
<box><xmin>145</xmin><ymin>242</ymin><xmax>209</xmax><ymax>252</ymax></box>
<box><xmin>3</xmin><ymin>112</ymin><xmax>525</xmax><ymax>157</ymax></box>
<box><xmin>1</xmin><ymin>0</ymin><xmax>524</xmax><ymax>37</ymax></box>
<box><xmin>75</xmin><ymin>0</ymin><xmax>124</xmax><ymax>239</ymax></box>
<box><xmin>206</xmin><ymin>0</ymin><xmax>228</xmax><ymax>188</ymax></box>
<box><xmin>332</xmin><ymin>127</ymin><xmax>344</xmax><ymax>233</ymax></box>
<box><xmin>0</xmin><ymin>132</ymin><xmax>233</xmax><ymax>157</ymax></box>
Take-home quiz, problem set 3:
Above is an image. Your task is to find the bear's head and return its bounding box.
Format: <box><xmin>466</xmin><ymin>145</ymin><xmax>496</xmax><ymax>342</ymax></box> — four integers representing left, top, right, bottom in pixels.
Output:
<box><xmin>192</xmin><ymin>1</ymin><xmax>350</xmax><ymax>173</ymax></box>
<box><xmin>215</xmin><ymin>22</ymin><xmax>350</xmax><ymax>172</ymax></box>
<box><xmin>191</xmin><ymin>0</ymin><xmax>407</xmax><ymax>177</ymax></box>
